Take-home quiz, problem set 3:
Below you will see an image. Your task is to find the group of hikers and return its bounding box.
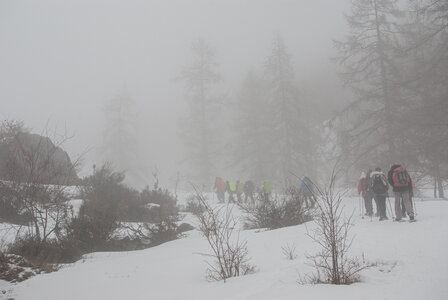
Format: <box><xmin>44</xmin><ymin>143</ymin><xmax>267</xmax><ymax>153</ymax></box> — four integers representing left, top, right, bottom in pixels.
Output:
<box><xmin>214</xmin><ymin>176</ymin><xmax>316</xmax><ymax>208</ymax></box>
<box><xmin>358</xmin><ymin>164</ymin><xmax>415</xmax><ymax>222</ymax></box>
<box><xmin>214</xmin><ymin>177</ymin><xmax>269</xmax><ymax>204</ymax></box>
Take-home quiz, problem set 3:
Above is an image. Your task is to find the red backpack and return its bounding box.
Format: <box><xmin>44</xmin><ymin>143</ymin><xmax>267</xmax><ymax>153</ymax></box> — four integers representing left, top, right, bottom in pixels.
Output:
<box><xmin>392</xmin><ymin>166</ymin><xmax>410</xmax><ymax>187</ymax></box>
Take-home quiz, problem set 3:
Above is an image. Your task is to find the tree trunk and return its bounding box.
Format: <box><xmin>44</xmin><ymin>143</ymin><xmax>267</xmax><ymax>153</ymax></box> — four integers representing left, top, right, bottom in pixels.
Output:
<box><xmin>373</xmin><ymin>0</ymin><xmax>395</xmax><ymax>163</ymax></box>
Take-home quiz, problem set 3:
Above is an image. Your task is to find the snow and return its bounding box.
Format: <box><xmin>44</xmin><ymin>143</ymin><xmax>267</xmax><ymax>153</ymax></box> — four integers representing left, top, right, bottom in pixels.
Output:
<box><xmin>1</xmin><ymin>197</ymin><xmax>448</xmax><ymax>300</ymax></box>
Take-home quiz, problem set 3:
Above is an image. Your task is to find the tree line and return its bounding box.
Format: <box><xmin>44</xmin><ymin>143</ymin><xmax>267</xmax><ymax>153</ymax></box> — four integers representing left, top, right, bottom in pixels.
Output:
<box><xmin>180</xmin><ymin>0</ymin><xmax>447</xmax><ymax>197</ymax></box>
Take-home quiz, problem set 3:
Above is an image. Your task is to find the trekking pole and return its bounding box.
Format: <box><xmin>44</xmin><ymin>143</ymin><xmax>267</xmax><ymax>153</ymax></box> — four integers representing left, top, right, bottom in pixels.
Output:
<box><xmin>411</xmin><ymin>194</ymin><xmax>417</xmax><ymax>216</ymax></box>
<box><xmin>387</xmin><ymin>195</ymin><xmax>395</xmax><ymax>221</ymax></box>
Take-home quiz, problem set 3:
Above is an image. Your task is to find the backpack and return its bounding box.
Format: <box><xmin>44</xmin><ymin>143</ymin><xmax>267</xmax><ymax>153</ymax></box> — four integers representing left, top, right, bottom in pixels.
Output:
<box><xmin>392</xmin><ymin>167</ymin><xmax>410</xmax><ymax>187</ymax></box>
<box><xmin>244</xmin><ymin>181</ymin><xmax>254</xmax><ymax>193</ymax></box>
<box><xmin>371</xmin><ymin>174</ymin><xmax>388</xmax><ymax>195</ymax></box>
<box><xmin>229</xmin><ymin>181</ymin><xmax>236</xmax><ymax>192</ymax></box>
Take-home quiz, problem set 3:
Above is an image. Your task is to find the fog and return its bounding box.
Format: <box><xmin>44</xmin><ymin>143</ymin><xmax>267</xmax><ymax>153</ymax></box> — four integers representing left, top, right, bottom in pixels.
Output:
<box><xmin>1</xmin><ymin>0</ymin><xmax>354</xmax><ymax>187</ymax></box>
<box><xmin>0</xmin><ymin>0</ymin><xmax>363</xmax><ymax>187</ymax></box>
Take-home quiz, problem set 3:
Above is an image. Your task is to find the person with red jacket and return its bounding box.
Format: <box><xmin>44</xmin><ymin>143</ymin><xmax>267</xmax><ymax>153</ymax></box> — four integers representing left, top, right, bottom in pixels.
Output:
<box><xmin>358</xmin><ymin>171</ymin><xmax>373</xmax><ymax>216</ymax></box>
<box><xmin>214</xmin><ymin>177</ymin><xmax>226</xmax><ymax>203</ymax></box>
<box><xmin>387</xmin><ymin>164</ymin><xmax>415</xmax><ymax>221</ymax></box>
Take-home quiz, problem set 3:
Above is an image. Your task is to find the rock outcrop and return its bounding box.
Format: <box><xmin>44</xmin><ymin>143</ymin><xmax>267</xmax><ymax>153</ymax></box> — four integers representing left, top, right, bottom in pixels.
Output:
<box><xmin>0</xmin><ymin>132</ymin><xmax>78</xmax><ymax>185</ymax></box>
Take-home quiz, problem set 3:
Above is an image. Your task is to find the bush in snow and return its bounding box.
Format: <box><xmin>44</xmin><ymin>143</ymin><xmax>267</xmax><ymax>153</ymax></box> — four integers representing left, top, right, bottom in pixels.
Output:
<box><xmin>68</xmin><ymin>164</ymin><xmax>181</xmax><ymax>252</ymax></box>
<box><xmin>303</xmin><ymin>170</ymin><xmax>365</xmax><ymax>285</ymax></box>
<box><xmin>7</xmin><ymin>234</ymin><xmax>80</xmax><ymax>265</ymax></box>
<box><xmin>184</xmin><ymin>194</ymin><xmax>206</xmax><ymax>215</ymax></box>
<box><xmin>238</xmin><ymin>188</ymin><xmax>313</xmax><ymax>230</ymax></box>
<box><xmin>281</xmin><ymin>243</ymin><xmax>298</xmax><ymax>260</ymax></box>
<box><xmin>0</xmin><ymin>182</ymin><xmax>31</xmax><ymax>225</ymax></box>
<box><xmin>192</xmin><ymin>190</ymin><xmax>256</xmax><ymax>282</ymax></box>
<box><xmin>138</xmin><ymin>183</ymin><xmax>178</xmax><ymax>223</ymax></box>
<box><xmin>0</xmin><ymin>251</ymin><xmax>57</xmax><ymax>283</ymax></box>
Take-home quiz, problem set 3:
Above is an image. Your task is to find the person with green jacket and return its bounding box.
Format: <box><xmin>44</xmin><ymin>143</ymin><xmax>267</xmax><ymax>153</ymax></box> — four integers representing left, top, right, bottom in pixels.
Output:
<box><xmin>226</xmin><ymin>181</ymin><xmax>236</xmax><ymax>203</ymax></box>
<box><xmin>262</xmin><ymin>180</ymin><xmax>272</xmax><ymax>202</ymax></box>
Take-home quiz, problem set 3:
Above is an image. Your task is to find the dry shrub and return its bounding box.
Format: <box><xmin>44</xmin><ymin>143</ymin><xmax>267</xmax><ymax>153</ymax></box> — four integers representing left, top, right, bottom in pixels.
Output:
<box><xmin>302</xmin><ymin>170</ymin><xmax>365</xmax><ymax>285</ymax></box>
<box><xmin>193</xmin><ymin>189</ymin><xmax>256</xmax><ymax>282</ymax></box>
<box><xmin>238</xmin><ymin>188</ymin><xmax>313</xmax><ymax>230</ymax></box>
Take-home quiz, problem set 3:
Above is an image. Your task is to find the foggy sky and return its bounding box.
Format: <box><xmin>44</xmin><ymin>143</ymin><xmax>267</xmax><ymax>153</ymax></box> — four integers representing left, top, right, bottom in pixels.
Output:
<box><xmin>0</xmin><ymin>0</ymin><xmax>352</xmax><ymax>187</ymax></box>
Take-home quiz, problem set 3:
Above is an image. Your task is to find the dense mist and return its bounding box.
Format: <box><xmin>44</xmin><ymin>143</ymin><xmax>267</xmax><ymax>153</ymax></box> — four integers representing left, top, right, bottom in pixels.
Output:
<box><xmin>0</xmin><ymin>0</ymin><xmax>352</xmax><ymax>187</ymax></box>
<box><xmin>1</xmin><ymin>0</ymin><xmax>446</xmax><ymax>192</ymax></box>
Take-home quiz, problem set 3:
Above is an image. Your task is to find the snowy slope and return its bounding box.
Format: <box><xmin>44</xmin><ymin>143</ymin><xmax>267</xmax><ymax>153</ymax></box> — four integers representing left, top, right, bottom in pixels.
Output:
<box><xmin>3</xmin><ymin>198</ymin><xmax>448</xmax><ymax>300</ymax></box>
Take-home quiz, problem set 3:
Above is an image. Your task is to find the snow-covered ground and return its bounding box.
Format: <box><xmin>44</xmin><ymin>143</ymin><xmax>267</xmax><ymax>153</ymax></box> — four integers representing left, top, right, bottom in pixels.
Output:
<box><xmin>1</xmin><ymin>197</ymin><xmax>448</xmax><ymax>300</ymax></box>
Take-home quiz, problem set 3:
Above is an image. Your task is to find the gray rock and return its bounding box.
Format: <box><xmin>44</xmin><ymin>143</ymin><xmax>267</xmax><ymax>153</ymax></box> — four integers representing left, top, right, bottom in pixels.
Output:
<box><xmin>0</xmin><ymin>132</ymin><xmax>78</xmax><ymax>185</ymax></box>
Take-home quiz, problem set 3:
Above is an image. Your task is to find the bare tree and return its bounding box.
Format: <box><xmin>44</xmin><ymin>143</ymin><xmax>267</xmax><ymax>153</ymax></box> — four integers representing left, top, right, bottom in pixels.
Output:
<box><xmin>303</xmin><ymin>170</ymin><xmax>365</xmax><ymax>285</ymax></box>
<box><xmin>192</xmin><ymin>190</ymin><xmax>255</xmax><ymax>282</ymax></box>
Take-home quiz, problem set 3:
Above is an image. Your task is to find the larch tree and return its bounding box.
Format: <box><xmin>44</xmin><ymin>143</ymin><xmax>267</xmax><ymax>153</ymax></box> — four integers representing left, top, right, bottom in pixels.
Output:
<box><xmin>101</xmin><ymin>94</ymin><xmax>147</xmax><ymax>187</ymax></box>
<box><xmin>334</xmin><ymin>0</ymin><xmax>403</xmax><ymax>170</ymax></box>
<box><xmin>179</xmin><ymin>40</ymin><xmax>222</xmax><ymax>188</ymax></box>
<box><xmin>398</xmin><ymin>0</ymin><xmax>448</xmax><ymax>197</ymax></box>
<box><xmin>233</xmin><ymin>70</ymin><xmax>273</xmax><ymax>183</ymax></box>
<box><xmin>264</xmin><ymin>36</ymin><xmax>304</xmax><ymax>187</ymax></box>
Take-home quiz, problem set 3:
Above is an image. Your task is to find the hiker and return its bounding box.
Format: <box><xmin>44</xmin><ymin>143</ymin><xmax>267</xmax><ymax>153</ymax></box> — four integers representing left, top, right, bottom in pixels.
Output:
<box><xmin>226</xmin><ymin>181</ymin><xmax>236</xmax><ymax>203</ymax></box>
<box><xmin>298</xmin><ymin>176</ymin><xmax>315</xmax><ymax>208</ymax></box>
<box><xmin>358</xmin><ymin>171</ymin><xmax>374</xmax><ymax>216</ymax></box>
<box><xmin>214</xmin><ymin>177</ymin><xmax>226</xmax><ymax>203</ymax></box>
<box><xmin>262</xmin><ymin>180</ymin><xmax>272</xmax><ymax>202</ymax></box>
<box><xmin>236</xmin><ymin>180</ymin><xmax>244</xmax><ymax>203</ymax></box>
<box><xmin>370</xmin><ymin>167</ymin><xmax>389</xmax><ymax>221</ymax></box>
<box><xmin>388</xmin><ymin>164</ymin><xmax>415</xmax><ymax>221</ymax></box>
<box><xmin>400</xmin><ymin>177</ymin><xmax>415</xmax><ymax>217</ymax></box>
<box><xmin>243</xmin><ymin>180</ymin><xmax>255</xmax><ymax>205</ymax></box>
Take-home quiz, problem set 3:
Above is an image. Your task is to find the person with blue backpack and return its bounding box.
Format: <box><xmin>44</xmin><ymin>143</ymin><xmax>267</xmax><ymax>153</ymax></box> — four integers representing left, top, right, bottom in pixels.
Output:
<box><xmin>370</xmin><ymin>167</ymin><xmax>389</xmax><ymax>221</ymax></box>
<box><xmin>298</xmin><ymin>176</ymin><xmax>315</xmax><ymax>208</ymax></box>
<box><xmin>388</xmin><ymin>164</ymin><xmax>415</xmax><ymax>222</ymax></box>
